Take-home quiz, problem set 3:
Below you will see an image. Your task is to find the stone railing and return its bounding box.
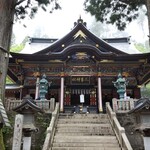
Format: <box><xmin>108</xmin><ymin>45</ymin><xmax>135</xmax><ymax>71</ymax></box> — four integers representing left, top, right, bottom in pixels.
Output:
<box><xmin>42</xmin><ymin>103</ymin><xmax>59</xmax><ymax>150</ymax></box>
<box><xmin>106</xmin><ymin>102</ymin><xmax>133</xmax><ymax>150</ymax></box>
<box><xmin>5</xmin><ymin>98</ymin><xmax>55</xmax><ymax>113</ymax></box>
<box><xmin>112</xmin><ymin>98</ymin><xmax>138</xmax><ymax>113</ymax></box>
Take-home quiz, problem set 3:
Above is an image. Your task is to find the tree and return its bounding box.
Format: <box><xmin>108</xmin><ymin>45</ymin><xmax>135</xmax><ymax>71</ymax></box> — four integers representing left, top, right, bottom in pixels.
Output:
<box><xmin>90</xmin><ymin>18</ymin><xmax>128</xmax><ymax>38</ymax></box>
<box><xmin>11</xmin><ymin>33</ymin><xmax>16</xmax><ymax>46</ymax></box>
<box><xmin>84</xmin><ymin>0</ymin><xmax>150</xmax><ymax>45</ymax></box>
<box><xmin>0</xmin><ymin>1</ymin><xmax>60</xmax><ymax>149</ymax></box>
<box><xmin>134</xmin><ymin>40</ymin><xmax>149</xmax><ymax>53</ymax></box>
<box><xmin>10</xmin><ymin>36</ymin><xmax>28</xmax><ymax>53</ymax></box>
<box><xmin>0</xmin><ymin>0</ymin><xmax>60</xmax><ymax>102</ymax></box>
<box><xmin>141</xmin><ymin>82</ymin><xmax>150</xmax><ymax>98</ymax></box>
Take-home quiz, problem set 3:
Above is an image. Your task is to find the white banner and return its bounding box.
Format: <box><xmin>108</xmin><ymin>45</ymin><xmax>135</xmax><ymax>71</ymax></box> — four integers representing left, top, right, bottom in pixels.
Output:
<box><xmin>80</xmin><ymin>94</ymin><xmax>84</xmax><ymax>103</ymax></box>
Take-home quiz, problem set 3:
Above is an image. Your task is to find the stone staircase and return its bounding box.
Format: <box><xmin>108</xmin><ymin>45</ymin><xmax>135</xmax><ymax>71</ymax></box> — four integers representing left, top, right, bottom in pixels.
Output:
<box><xmin>50</xmin><ymin>113</ymin><xmax>121</xmax><ymax>150</ymax></box>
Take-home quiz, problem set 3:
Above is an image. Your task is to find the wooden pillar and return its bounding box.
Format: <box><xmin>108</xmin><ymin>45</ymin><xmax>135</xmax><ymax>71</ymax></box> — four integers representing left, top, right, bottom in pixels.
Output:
<box><xmin>19</xmin><ymin>88</ymin><xmax>22</xmax><ymax>100</ymax></box>
<box><xmin>112</xmin><ymin>89</ymin><xmax>118</xmax><ymax>99</ymax></box>
<box><xmin>60</xmin><ymin>76</ymin><xmax>64</xmax><ymax>112</ymax></box>
<box><xmin>98</xmin><ymin>77</ymin><xmax>103</xmax><ymax>112</ymax></box>
<box><xmin>35</xmin><ymin>77</ymin><xmax>40</xmax><ymax>99</ymax></box>
<box><xmin>134</xmin><ymin>88</ymin><xmax>141</xmax><ymax>99</ymax></box>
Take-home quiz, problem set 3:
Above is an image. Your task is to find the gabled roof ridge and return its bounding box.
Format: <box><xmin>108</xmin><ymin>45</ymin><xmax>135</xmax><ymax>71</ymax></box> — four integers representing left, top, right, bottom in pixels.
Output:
<box><xmin>33</xmin><ymin>23</ymin><xmax>83</xmax><ymax>54</ymax></box>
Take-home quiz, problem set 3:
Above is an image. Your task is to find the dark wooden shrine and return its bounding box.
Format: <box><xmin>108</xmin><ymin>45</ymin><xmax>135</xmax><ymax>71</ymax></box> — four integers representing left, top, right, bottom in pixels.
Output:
<box><xmin>7</xmin><ymin>17</ymin><xmax>150</xmax><ymax>112</ymax></box>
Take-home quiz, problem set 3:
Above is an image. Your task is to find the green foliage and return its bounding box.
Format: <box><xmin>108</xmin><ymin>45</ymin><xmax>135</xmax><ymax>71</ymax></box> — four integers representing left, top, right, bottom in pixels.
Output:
<box><xmin>11</xmin><ymin>33</ymin><xmax>16</xmax><ymax>46</ymax></box>
<box><xmin>134</xmin><ymin>41</ymin><xmax>150</xmax><ymax>53</ymax></box>
<box><xmin>10</xmin><ymin>36</ymin><xmax>28</xmax><ymax>53</ymax></box>
<box><xmin>3</xmin><ymin>112</ymin><xmax>15</xmax><ymax>149</ymax></box>
<box><xmin>6</xmin><ymin>76</ymin><xmax>14</xmax><ymax>84</ymax></box>
<box><xmin>21</xmin><ymin>36</ymin><xmax>28</xmax><ymax>45</ymax></box>
<box><xmin>141</xmin><ymin>82</ymin><xmax>150</xmax><ymax>98</ymax></box>
<box><xmin>10</xmin><ymin>43</ymin><xmax>25</xmax><ymax>53</ymax></box>
<box><xmin>2</xmin><ymin>127</ymin><xmax>13</xmax><ymax>149</ymax></box>
<box><xmin>32</xmin><ymin>113</ymin><xmax>51</xmax><ymax>149</ymax></box>
<box><xmin>84</xmin><ymin>0</ymin><xmax>146</xmax><ymax>30</ymax></box>
<box><xmin>15</xmin><ymin>0</ymin><xmax>61</xmax><ymax>21</ymax></box>
<box><xmin>3</xmin><ymin>112</ymin><xmax>51</xmax><ymax>149</ymax></box>
<box><xmin>0</xmin><ymin>128</ymin><xmax>5</xmax><ymax>150</ymax></box>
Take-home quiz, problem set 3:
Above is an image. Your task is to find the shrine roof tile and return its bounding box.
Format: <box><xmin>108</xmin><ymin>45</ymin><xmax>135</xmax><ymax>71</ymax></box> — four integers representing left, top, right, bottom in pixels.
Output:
<box><xmin>129</xmin><ymin>98</ymin><xmax>150</xmax><ymax>114</ymax></box>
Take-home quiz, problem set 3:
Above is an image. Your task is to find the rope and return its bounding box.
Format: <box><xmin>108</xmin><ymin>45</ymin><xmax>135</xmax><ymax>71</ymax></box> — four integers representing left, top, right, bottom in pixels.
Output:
<box><xmin>0</xmin><ymin>99</ymin><xmax>11</xmax><ymax>127</ymax></box>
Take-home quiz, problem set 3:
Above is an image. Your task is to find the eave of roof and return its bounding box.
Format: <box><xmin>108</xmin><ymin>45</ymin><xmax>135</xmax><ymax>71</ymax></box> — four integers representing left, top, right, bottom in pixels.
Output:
<box><xmin>34</xmin><ymin>23</ymin><xmax>127</xmax><ymax>55</ymax></box>
<box><xmin>10</xmin><ymin>51</ymin><xmax>150</xmax><ymax>62</ymax></box>
<box><xmin>29</xmin><ymin>37</ymin><xmax>57</xmax><ymax>43</ymax></box>
<box><xmin>103</xmin><ymin>37</ymin><xmax>130</xmax><ymax>43</ymax></box>
<box><xmin>13</xmin><ymin>99</ymin><xmax>43</xmax><ymax>113</ymax></box>
<box><xmin>129</xmin><ymin>98</ymin><xmax>150</xmax><ymax>114</ymax></box>
<box><xmin>5</xmin><ymin>84</ymin><xmax>23</xmax><ymax>90</ymax></box>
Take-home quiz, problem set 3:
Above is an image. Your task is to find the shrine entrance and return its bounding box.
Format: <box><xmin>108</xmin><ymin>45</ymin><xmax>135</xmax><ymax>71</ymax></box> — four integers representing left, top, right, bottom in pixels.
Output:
<box><xmin>64</xmin><ymin>87</ymin><xmax>97</xmax><ymax>113</ymax></box>
<box><xmin>70</xmin><ymin>90</ymin><xmax>90</xmax><ymax>106</ymax></box>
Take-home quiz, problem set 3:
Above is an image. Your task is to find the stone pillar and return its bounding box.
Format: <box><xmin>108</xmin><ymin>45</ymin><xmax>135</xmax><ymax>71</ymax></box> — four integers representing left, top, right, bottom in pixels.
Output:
<box><xmin>50</xmin><ymin>98</ymin><xmax>55</xmax><ymax>112</ymax></box>
<box><xmin>23</xmin><ymin>136</ymin><xmax>31</xmax><ymax>150</ymax></box>
<box><xmin>35</xmin><ymin>77</ymin><xmax>40</xmax><ymax>99</ymax></box>
<box><xmin>98</xmin><ymin>77</ymin><xmax>103</xmax><ymax>112</ymax></box>
<box><xmin>12</xmin><ymin>114</ymin><xmax>24</xmax><ymax>150</ymax></box>
<box><xmin>143</xmin><ymin>137</ymin><xmax>150</xmax><ymax>150</ymax></box>
<box><xmin>60</xmin><ymin>76</ymin><xmax>64</xmax><ymax>112</ymax></box>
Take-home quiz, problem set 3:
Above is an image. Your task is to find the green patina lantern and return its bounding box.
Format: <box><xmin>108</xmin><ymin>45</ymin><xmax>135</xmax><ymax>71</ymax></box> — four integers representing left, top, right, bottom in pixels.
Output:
<box><xmin>39</xmin><ymin>74</ymin><xmax>49</xmax><ymax>100</ymax></box>
<box><xmin>113</xmin><ymin>73</ymin><xmax>128</xmax><ymax>99</ymax></box>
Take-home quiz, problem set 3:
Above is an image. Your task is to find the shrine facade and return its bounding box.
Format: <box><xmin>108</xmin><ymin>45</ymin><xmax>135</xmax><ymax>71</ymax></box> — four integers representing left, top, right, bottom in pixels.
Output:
<box><xmin>7</xmin><ymin>18</ymin><xmax>150</xmax><ymax>112</ymax></box>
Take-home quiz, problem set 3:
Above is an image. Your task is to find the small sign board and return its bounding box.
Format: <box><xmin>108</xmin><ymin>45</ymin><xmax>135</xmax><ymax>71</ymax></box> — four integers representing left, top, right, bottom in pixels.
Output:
<box><xmin>71</xmin><ymin>77</ymin><xmax>90</xmax><ymax>85</ymax></box>
<box><xmin>80</xmin><ymin>94</ymin><xmax>84</xmax><ymax>103</ymax></box>
<box><xmin>12</xmin><ymin>114</ymin><xmax>24</xmax><ymax>150</ymax></box>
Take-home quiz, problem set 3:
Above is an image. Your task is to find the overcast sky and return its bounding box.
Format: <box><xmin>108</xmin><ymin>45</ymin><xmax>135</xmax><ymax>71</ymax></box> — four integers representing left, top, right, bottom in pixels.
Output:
<box><xmin>13</xmin><ymin>0</ymin><xmax>149</xmax><ymax>43</ymax></box>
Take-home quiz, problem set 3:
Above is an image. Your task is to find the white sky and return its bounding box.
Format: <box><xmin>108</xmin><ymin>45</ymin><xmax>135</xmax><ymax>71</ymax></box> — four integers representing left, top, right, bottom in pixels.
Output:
<box><xmin>13</xmin><ymin>0</ymin><xmax>149</xmax><ymax>43</ymax></box>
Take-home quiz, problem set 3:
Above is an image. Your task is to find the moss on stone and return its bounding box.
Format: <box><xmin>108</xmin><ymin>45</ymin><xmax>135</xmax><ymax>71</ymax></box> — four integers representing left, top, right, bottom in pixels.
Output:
<box><xmin>0</xmin><ymin>128</ymin><xmax>5</xmax><ymax>150</ymax></box>
<box><xmin>2</xmin><ymin>111</ymin><xmax>51</xmax><ymax>149</ymax></box>
<box><xmin>31</xmin><ymin>113</ymin><xmax>51</xmax><ymax>150</ymax></box>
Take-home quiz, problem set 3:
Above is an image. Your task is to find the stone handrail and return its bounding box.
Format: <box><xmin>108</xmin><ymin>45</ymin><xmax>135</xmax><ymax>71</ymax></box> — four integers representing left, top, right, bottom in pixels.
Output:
<box><xmin>106</xmin><ymin>102</ymin><xmax>133</xmax><ymax>150</ymax></box>
<box><xmin>42</xmin><ymin>103</ymin><xmax>59</xmax><ymax>150</ymax></box>
<box><xmin>112</xmin><ymin>98</ymin><xmax>137</xmax><ymax>113</ymax></box>
<box><xmin>5</xmin><ymin>98</ymin><xmax>55</xmax><ymax>112</ymax></box>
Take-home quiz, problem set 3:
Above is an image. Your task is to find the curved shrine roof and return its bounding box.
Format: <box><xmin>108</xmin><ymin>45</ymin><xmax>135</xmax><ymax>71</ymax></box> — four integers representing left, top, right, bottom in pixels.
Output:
<box><xmin>32</xmin><ymin>21</ymin><xmax>127</xmax><ymax>56</ymax></box>
<box><xmin>19</xmin><ymin>18</ymin><xmax>136</xmax><ymax>56</ymax></box>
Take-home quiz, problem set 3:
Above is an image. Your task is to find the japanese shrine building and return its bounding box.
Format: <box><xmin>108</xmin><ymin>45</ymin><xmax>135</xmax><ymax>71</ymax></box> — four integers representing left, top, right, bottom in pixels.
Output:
<box><xmin>8</xmin><ymin>18</ymin><xmax>150</xmax><ymax>112</ymax></box>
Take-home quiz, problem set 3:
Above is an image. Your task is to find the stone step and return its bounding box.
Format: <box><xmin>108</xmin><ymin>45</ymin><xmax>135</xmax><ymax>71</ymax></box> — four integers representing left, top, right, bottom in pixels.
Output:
<box><xmin>59</xmin><ymin>115</ymin><xmax>108</xmax><ymax>118</ymax></box>
<box><xmin>51</xmin><ymin>147</ymin><xmax>121</xmax><ymax>150</ymax></box>
<box><xmin>57</xmin><ymin>123</ymin><xmax>111</xmax><ymax>127</ymax></box>
<box><xmin>56</xmin><ymin>126</ymin><xmax>114</xmax><ymax>134</ymax></box>
<box><xmin>55</xmin><ymin>131</ymin><xmax>114</xmax><ymax>136</ymax></box>
<box><xmin>53</xmin><ymin>135</ymin><xmax>118</xmax><ymax>143</ymax></box>
<box><xmin>56</xmin><ymin>127</ymin><xmax>113</xmax><ymax>131</ymax></box>
<box><xmin>50</xmin><ymin>113</ymin><xmax>121</xmax><ymax>150</ymax></box>
<box><xmin>57</xmin><ymin>119</ymin><xmax>109</xmax><ymax>124</ymax></box>
<box><xmin>59</xmin><ymin>114</ymin><xmax>108</xmax><ymax>119</ymax></box>
<box><xmin>52</xmin><ymin>142</ymin><xmax>120</xmax><ymax>147</ymax></box>
<box><xmin>56</xmin><ymin>124</ymin><xmax>114</xmax><ymax>135</ymax></box>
